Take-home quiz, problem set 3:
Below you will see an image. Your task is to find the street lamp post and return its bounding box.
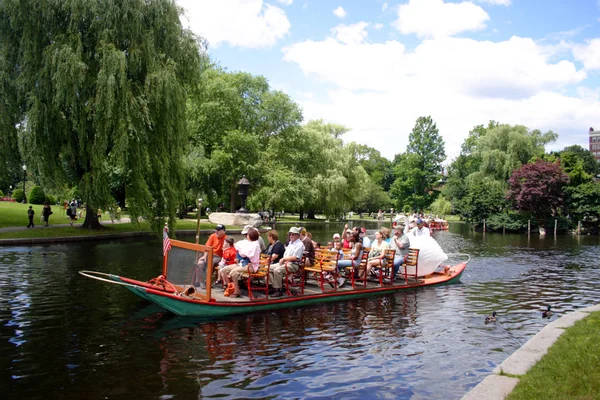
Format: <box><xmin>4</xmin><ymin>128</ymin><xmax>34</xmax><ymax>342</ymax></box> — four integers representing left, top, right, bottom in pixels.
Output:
<box><xmin>195</xmin><ymin>198</ymin><xmax>203</xmax><ymax>244</ymax></box>
<box><xmin>22</xmin><ymin>164</ymin><xmax>27</xmax><ymax>203</ymax></box>
<box><xmin>237</xmin><ymin>176</ymin><xmax>250</xmax><ymax>213</ymax></box>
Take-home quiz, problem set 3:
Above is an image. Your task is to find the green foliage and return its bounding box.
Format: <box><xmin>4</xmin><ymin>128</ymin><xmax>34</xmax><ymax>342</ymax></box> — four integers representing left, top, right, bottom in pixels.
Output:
<box><xmin>1</xmin><ymin>0</ymin><xmax>205</xmax><ymax>231</ymax></box>
<box><xmin>446</xmin><ymin>122</ymin><xmax>559</xmax><ymax>223</ymax></box>
<box><xmin>402</xmin><ymin>205</ymin><xmax>412</xmax><ymax>214</ymax></box>
<box><xmin>444</xmin><ymin>121</ymin><xmax>499</xmax><ymax>205</ymax></box>
<box><xmin>354</xmin><ymin>179</ymin><xmax>393</xmax><ymax>213</ymax></box>
<box><xmin>475</xmin><ymin>124</ymin><xmax>557</xmax><ymax>181</ymax></box>
<box><xmin>458</xmin><ymin>177</ymin><xmax>507</xmax><ymax>222</ymax></box>
<box><xmin>565</xmin><ymin>182</ymin><xmax>600</xmax><ymax>220</ymax></box>
<box><xmin>45</xmin><ymin>194</ymin><xmax>56</xmax><ymax>205</ymax></box>
<box><xmin>430</xmin><ymin>196</ymin><xmax>452</xmax><ymax>217</ymax></box>
<box><xmin>12</xmin><ymin>188</ymin><xmax>24</xmax><ymax>203</ymax></box>
<box><xmin>355</xmin><ymin>144</ymin><xmax>394</xmax><ymax>190</ymax></box>
<box><xmin>0</xmin><ymin>190</ymin><xmax>3</xmax><ymax>198</ymax></box>
<box><xmin>390</xmin><ymin>116</ymin><xmax>446</xmax><ymax>211</ymax></box>
<box><xmin>485</xmin><ymin>212</ymin><xmax>528</xmax><ymax>232</ymax></box>
<box><xmin>187</xmin><ymin>66</ymin><xmax>303</xmax><ymax>210</ymax></box>
<box><xmin>28</xmin><ymin>186</ymin><xmax>46</xmax><ymax>204</ymax></box>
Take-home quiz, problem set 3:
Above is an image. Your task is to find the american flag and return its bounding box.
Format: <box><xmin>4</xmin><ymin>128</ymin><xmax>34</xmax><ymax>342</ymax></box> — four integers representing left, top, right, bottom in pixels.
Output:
<box><xmin>163</xmin><ymin>227</ymin><xmax>172</xmax><ymax>256</ymax></box>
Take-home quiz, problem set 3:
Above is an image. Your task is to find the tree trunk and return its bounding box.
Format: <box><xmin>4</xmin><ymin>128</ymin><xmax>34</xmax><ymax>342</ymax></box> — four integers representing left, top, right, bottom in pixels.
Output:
<box><xmin>307</xmin><ymin>209</ymin><xmax>316</xmax><ymax>219</ymax></box>
<box><xmin>299</xmin><ymin>208</ymin><xmax>304</xmax><ymax>221</ymax></box>
<box><xmin>82</xmin><ymin>206</ymin><xmax>104</xmax><ymax>229</ymax></box>
<box><xmin>116</xmin><ymin>183</ymin><xmax>125</xmax><ymax>211</ymax></box>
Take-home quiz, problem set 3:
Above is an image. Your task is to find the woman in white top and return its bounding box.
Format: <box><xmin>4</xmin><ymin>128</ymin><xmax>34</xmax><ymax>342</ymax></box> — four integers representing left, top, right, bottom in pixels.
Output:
<box><xmin>365</xmin><ymin>229</ymin><xmax>391</xmax><ymax>277</ymax></box>
<box><xmin>228</xmin><ymin>228</ymin><xmax>262</xmax><ymax>298</ymax></box>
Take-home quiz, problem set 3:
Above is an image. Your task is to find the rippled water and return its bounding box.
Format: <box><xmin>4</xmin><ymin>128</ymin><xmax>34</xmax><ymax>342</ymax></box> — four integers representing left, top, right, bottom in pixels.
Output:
<box><xmin>1</xmin><ymin>222</ymin><xmax>599</xmax><ymax>399</ymax></box>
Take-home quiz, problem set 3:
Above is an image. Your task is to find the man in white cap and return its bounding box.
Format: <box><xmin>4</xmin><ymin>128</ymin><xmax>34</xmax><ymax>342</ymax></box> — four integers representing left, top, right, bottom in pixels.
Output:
<box><xmin>268</xmin><ymin>227</ymin><xmax>305</xmax><ymax>297</ymax></box>
<box><xmin>242</xmin><ymin>225</ymin><xmax>266</xmax><ymax>252</ymax></box>
<box><xmin>409</xmin><ymin>218</ymin><xmax>430</xmax><ymax>236</ymax></box>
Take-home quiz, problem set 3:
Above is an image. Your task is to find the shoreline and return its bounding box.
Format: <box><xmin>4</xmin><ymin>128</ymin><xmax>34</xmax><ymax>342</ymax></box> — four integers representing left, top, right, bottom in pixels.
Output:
<box><xmin>0</xmin><ymin>228</ymin><xmax>272</xmax><ymax>246</ymax></box>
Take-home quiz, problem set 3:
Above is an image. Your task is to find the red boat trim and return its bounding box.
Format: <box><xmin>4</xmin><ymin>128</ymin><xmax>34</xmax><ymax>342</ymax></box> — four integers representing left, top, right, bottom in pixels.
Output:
<box><xmin>134</xmin><ymin>262</ymin><xmax>467</xmax><ymax>308</ymax></box>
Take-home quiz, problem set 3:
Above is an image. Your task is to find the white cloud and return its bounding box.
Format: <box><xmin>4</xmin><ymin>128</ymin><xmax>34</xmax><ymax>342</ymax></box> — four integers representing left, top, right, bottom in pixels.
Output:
<box><xmin>374</xmin><ymin>23</ymin><xmax>384</xmax><ymax>30</ymax></box>
<box><xmin>477</xmin><ymin>0</ymin><xmax>511</xmax><ymax>5</ymax></box>
<box><xmin>282</xmin><ymin>27</ymin><xmax>593</xmax><ymax>159</ymax></box>
<box><xmin>573</xmin><ymin>38</ymin><xmax>600</xmax><ymax>70</ymax></box>
<box><xmin>382</xmin><ymin>2</ymin><xmax>389</xmax><ymax>12</ymax></box>
<box><xmin>177</xmin><ymin>0</ymin><xmax>290</xmax><ymax>49</ymax></box>
<box><xmin>394</xmin><ymin>0</ymin><xmax>490</xmax><ymax>39</ymax></box>
<box><xmin>330</xmin><ymin>22</ymin><xmax>370</xmax><ymax>45</ymax></box>
<box><xmin>276</xmin><ymin>0</ymin><xmax>293</xmax><ymax>5</ymax></box>
<box><xmin>333</xmin><ymin>6</ymin><xmax>347</xmax><ymax>19</ymax></box>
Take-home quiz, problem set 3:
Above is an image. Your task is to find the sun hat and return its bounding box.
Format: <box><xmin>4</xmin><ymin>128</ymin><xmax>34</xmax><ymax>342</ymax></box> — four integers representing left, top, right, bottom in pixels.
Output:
<box><xmin>288</xmin><ymin>227</ymin><xmax>301</xmax><ymax>234</ymax></box>
<box><xmin>241</xmin><ymin>225</ymin><xmax>253</xmax><ymax>234</ymax></box>
<box><xmin>215</xmin><ymin>224</ymin><xmax>226</xmax><ymax>231</ymax></box>
<box><xmin>333</xmin><ymin>233</ymin><xmax>341</xmax><ymax>239</ymax></box>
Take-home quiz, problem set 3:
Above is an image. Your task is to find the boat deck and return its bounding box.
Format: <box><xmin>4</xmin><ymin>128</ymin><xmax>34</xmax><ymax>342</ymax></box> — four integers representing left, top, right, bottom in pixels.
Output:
<box><xmin>187</xmin><ymin>272</ymin><xmax>450</xmax><ymax>303</ymax></box>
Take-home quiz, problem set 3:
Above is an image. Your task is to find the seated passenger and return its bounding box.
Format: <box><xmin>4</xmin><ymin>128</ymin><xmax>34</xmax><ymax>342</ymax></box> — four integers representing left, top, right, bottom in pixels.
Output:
<box><xmin>336</xmin><ymin>232</ymin><xmax>363</xmax><ymax>272</ymax></box>
<box><xmin>390</xmin><ymin>224</ymin><xmax>410</xmax><ymax>275</ymax></box>
<box><xmin>365</xmin><ymin>229</ymin><xmax>391</xmax><ymax>277</ymax></box>
<box><xmin>265</xmin><ymin>230</ymin><xmax>285</xmax><ymax>264</ymax></box>
<box><xmin>218</xmin><ymin>237</ymin><xmax>237</xmax><ymax>288</ymax></box>
<box><xmin>268</xmin><ymin>227</ymin><xmax>305</xmax><ymax>297</ymax></box>
<box><xmin>227</xmin><ymin>228</ymin><xmax>261</xmax><ymax>297</ymax></box>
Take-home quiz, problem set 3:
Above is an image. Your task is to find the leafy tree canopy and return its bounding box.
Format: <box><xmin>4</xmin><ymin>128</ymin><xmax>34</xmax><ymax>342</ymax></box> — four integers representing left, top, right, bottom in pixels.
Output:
<box><xmin>390</xmin><ymin>116</ymin><xmax>445</xmax><ymax>211</ymax></box>
<box><xmin>506</xmin><ymin>159</ymin><xmax>569</xmax><ymax>224</ymax></box>
<box><xmin>0</xmin><ymin>0</ymin><xmax>205</xmax><ymax>231</ymax></box>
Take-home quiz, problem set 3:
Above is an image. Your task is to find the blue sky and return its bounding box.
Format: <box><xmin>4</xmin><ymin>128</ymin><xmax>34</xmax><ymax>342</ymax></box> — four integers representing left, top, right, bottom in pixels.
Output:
<box><xmin>178</xmin><ymin>0</ymin><xmax>600</xmax><ymax>160</ymax></box>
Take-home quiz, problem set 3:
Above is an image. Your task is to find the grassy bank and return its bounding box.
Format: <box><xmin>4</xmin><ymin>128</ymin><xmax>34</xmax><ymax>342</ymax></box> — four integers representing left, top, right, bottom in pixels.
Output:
<box><xmin>0</xmin><ymin>202</ymin><xmax>229</xmax><ymax>239</ymax></box>
<box><xmin>507</xmin><ymin>311</ymin><xmax>600</xmax><ymax>400</ymax></box>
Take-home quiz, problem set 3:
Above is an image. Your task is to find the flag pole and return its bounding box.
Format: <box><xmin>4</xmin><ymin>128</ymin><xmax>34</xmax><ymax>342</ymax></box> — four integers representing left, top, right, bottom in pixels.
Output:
<box><xmin>163</xmin><ymin>222</ymin><xmax>169</xmax><ymax>275</ymax></box>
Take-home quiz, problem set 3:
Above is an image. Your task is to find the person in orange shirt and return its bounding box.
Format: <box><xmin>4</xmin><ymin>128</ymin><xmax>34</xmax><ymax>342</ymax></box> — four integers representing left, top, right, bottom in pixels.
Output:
<box><xmin>194</xmin><ymin>224</ymin><xmax>227</xmax><ymax>288</ymax></box>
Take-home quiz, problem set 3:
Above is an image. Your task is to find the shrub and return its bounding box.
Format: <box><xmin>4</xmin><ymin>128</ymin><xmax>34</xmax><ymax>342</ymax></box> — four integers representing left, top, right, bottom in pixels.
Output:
<box><xmin>29</xmin><ymin>186</ymin><xmax>46</xmax><ymax>204</ymax></box>
<box><xmin>485</xmin><ymin>212</ymin><xmax>528</xmax><ymax>232</ymax></box>
<box><xmin>0</xmin><ymin>190</ymin><xmax>4</xmax><ymax>198</ymax></box>
<box><xmin>45</xmin><ymin>194</ymin><xmax>57</xmax><ymax>205</ymax></box>
<box><xmin>12</xmin><ymin>188</ymin><xmax>25</xmax><ymax>203</ymax></box>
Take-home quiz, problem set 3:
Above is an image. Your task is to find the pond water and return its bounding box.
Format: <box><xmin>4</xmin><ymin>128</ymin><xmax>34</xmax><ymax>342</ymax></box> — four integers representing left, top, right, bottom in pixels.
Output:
<box><xmin>1</xmin><ymin>221</ymin><xmax>599</xmax><ymax>399</ymax></box>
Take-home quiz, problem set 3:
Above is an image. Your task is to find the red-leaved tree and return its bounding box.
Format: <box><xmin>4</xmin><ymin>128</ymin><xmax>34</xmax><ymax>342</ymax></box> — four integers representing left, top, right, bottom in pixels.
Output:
<box><xmin>506</xmin><ymin>160</ymin><xmax>569</xmax><ymax>227</ymax></box>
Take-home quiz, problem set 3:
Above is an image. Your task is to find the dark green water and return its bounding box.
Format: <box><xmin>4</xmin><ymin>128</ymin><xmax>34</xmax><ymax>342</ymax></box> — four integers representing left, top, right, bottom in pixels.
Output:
<box><xmin>1</xmin><ymin>221</ymin><xmax>599</xmax><ymax>399</ymax></box>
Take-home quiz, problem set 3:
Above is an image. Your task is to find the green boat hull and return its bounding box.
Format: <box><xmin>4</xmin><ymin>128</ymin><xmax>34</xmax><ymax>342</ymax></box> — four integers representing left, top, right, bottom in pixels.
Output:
<box><xmin>112</xmin><ymin>263</ymin><xmax>466</xmax><ymax>318</ymax></box>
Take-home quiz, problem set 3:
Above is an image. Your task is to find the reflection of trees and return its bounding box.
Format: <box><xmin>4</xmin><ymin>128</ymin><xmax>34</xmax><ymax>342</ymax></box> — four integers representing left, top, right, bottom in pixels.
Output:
<box><xmin>147</xmin><ymin>291</ymin><xmax>433</xmax><ymax>397</ymax></box>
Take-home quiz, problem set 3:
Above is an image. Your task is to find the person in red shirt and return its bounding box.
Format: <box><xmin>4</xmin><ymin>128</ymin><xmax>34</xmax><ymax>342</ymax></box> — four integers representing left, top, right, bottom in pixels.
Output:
<box><xmin>194</xmin><ymin>224</ymin><xmax>227</xmax><ymax>288</ymax></box>
<box><xmin>216</xmin><ymin>237</ymin><xmax>237</xmax><ymax>289</ymax></box>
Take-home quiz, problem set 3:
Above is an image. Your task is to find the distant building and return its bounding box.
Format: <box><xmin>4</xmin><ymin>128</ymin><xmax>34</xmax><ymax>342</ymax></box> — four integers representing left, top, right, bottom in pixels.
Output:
<box><xmin>590</xmin><ymin>127</ymin><xmax>600</xmax><ymax>163</ymax></box>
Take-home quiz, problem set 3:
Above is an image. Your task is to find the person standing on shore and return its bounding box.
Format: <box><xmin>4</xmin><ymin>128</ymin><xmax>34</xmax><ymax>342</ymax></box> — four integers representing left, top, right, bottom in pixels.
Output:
<box><xmin>42</xmin><ymin>202</ymin><xmax>52</xmax><ymax>227</ymax></box>
<box><xmin>27</xmin><ymin>206</ymin><xmax>35</xmax><ymax>228</ymax></box>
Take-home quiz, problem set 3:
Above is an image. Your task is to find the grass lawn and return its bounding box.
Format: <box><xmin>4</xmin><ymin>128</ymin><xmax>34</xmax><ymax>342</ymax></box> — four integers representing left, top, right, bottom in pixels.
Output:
<box><xmin>0</xmin><ymin>201</ymin><xmax>236</xmax><ymax>239</ymax></box>
<box><xmin>507</xmin><ymin>311</ymin><xmax>600</xmax><ymax>400</ymax></box>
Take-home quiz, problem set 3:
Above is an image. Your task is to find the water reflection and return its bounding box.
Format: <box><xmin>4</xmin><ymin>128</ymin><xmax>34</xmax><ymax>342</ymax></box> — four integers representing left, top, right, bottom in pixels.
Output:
<box><xmin>1</xmin><ymin>224</ymin><xmax>599</xmax><ymax>399</ymax></box>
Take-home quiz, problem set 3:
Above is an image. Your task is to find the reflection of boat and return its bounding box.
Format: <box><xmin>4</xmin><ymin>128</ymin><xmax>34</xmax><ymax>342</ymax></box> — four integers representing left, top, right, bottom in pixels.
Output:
<box><xmin>80</xmin><ymin>239</ymin><xmax>469</xmax><ymax>318</ymax></box>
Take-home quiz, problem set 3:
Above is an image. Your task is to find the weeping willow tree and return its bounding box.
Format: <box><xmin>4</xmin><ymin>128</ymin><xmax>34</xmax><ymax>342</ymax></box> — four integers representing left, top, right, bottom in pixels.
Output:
<box><xmin>0</xmin><ymin>0</ymin><xmax>204</xmax><ymax>229</ymax></box>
